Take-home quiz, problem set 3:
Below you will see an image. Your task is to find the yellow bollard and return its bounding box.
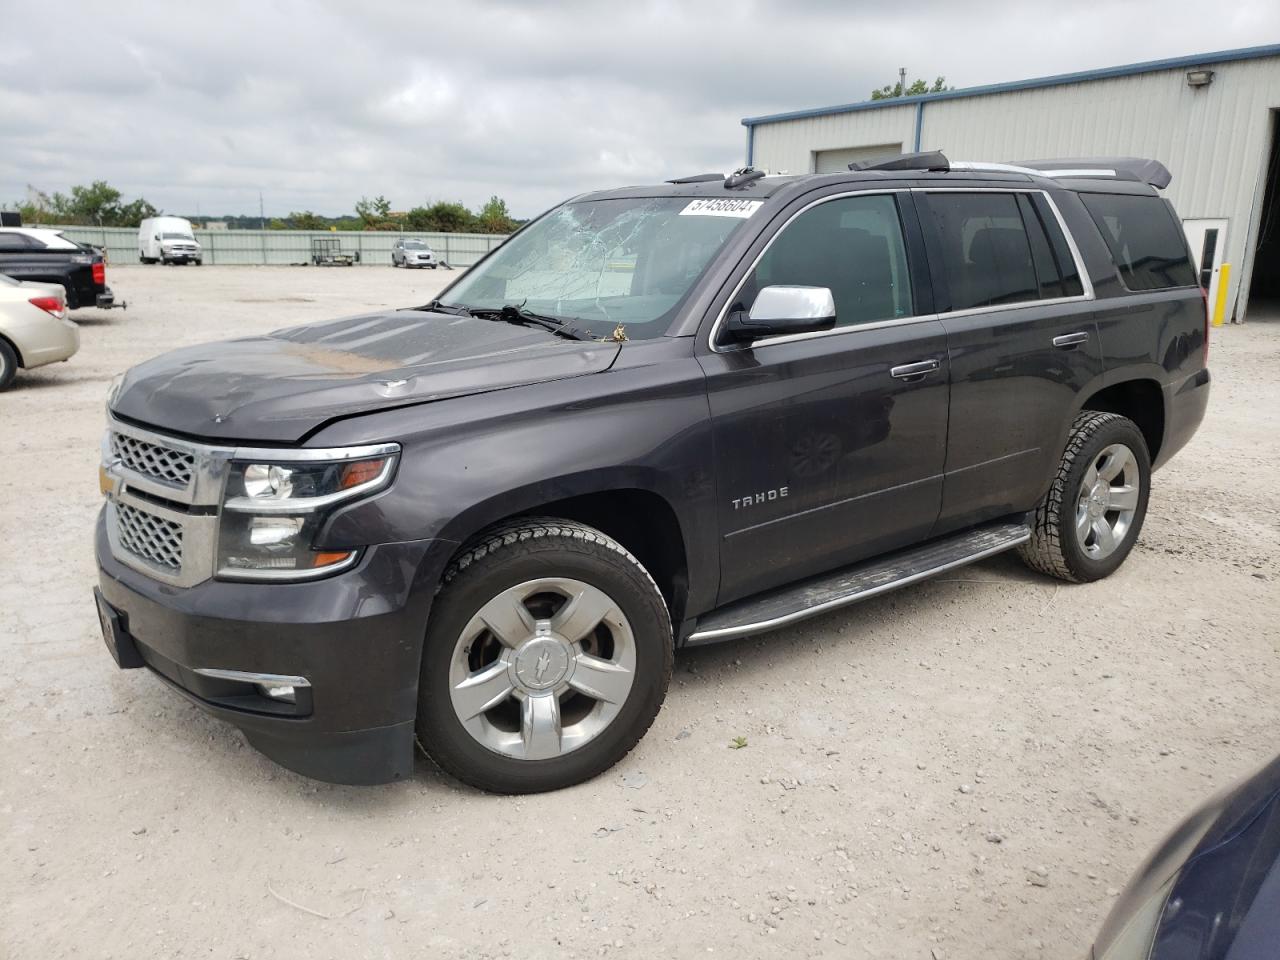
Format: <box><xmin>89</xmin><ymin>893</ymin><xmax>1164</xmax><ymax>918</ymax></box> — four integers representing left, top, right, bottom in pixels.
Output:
<box><xmin>1213</xmin><ymin>263</ymin><xmax>1230</xmax><ymax>327</ymax></box>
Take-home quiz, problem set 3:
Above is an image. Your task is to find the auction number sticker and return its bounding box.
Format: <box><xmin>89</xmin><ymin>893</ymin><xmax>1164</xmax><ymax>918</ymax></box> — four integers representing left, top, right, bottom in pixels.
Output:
<box><xmin>679</xmin><ymin>198</ymin><xmax>764</xmax><ymax>218</ymax></box>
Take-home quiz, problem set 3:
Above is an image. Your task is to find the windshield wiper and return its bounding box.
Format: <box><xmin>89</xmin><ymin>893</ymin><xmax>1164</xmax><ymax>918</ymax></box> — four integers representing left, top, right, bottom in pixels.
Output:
<box><xmin>414</xmin><ymin>299</ymin><xmax>593</xmax><ymax>341</ymax></box>
<box><xmin>414</xmin><ymin>299</ymin><xmax>471</xmax><ymax>316</ymax></box>
<box><xmin>468</xmin><ymin>303</ymin><xmax>592</xmax><ymax>342</ymax></box>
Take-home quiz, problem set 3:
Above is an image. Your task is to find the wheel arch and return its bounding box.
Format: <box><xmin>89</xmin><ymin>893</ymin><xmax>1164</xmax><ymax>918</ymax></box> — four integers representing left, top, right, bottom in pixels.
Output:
<box><xmin>435</xmin><ymin>479</ymin><xmax>693</xmax><ymax>631</ymax></box>
<box><xmin>1079</xmin><ymin>378</ymin><xmax>1165</xmax><ymax>463</ymax></box>
<box><xmin>0</xmin><ymin>332</ymin><xmax>26</xmax><ymax>368</ymax></box>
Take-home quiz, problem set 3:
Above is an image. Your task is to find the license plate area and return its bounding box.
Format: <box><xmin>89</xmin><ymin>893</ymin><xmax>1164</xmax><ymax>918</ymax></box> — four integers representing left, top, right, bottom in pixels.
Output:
<box><xmin>94</xmin><ymin>588</ymin><xmax>144</xmax><ymax>669</ymax></box>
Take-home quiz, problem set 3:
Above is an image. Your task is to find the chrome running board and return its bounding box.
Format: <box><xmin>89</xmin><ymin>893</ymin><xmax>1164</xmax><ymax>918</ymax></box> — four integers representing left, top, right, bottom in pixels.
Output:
<box><xmin>686</xmin><ymin>521</ymin><xmax>1030</xmax><ymax>645</ymax></box>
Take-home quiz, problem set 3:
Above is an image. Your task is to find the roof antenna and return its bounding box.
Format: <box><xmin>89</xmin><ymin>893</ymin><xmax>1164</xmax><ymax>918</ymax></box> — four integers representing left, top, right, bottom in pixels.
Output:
<box><xmin>724</xmin><ymin>167</ymin><xmax>766</xmax><ymax>189</ymax></box>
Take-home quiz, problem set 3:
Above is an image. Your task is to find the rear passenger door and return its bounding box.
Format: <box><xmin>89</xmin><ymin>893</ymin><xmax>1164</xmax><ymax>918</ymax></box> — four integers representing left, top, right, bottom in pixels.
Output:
<box><xmin>916</xmin><ymin>189</ymin><xmax>1103</xmax><ymax>533</ymax></box>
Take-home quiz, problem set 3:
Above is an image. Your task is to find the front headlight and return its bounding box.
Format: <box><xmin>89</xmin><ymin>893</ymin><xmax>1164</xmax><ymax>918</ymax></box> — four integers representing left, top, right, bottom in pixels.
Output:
<box><xmin>216</xmin><ymin>446</ymin><xmax>398</xmax><ymax>580</ymax></box>
<box><xmin>106</xmin><ymin>373</ymin><xmax>125</xmax><ymax>412</ymax></box>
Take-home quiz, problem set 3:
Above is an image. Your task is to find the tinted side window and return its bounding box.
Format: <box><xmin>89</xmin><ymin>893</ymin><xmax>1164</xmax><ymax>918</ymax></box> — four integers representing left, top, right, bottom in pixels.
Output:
<box><xmin>1079</xmin><ymin>193</ymin><xmax>1197</xmax><ymax>290</ymax></box>
<box><xmin>926</xmin><ymin>192</ymin><xmax>1043</xmax><ymax>309</ymax></box>
<box><xmin>739</xmin><ymin>194</ymin><xmax>915</xmax><ymax>328</ymax></box>
<box><xmin>0</xmin><ymin>233</ymin><xmax>31</xmax><ymax>252</ymax></box>
<box><xmin>1030</xmin><ymin>194</ymin><xmax>1084</xmax><ymax>298</ymax></box>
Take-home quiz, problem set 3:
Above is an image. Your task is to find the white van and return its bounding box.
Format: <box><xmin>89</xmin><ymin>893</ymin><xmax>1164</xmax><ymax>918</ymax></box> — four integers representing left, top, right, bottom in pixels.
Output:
<box><xmin>138</xmin><ymin>217</ymin><xmax>202</xmax><ymax>265</ymax></box>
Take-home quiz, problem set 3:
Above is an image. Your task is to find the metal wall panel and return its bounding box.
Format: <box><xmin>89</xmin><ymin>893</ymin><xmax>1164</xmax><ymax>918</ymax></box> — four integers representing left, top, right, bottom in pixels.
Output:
<box><xmin>752</xmin><ymin>103</ymin><xmax>917</xmax><ymax>175</ymax></box>
<box><xmin>39</xmin><ymin>227</ymin><xmax>509</xmax><ymax>268</ymax></box>
<box><xmin>748</xmin><ymin>56</ymin><xmax>1280</xmax><ymax>319</ymax></box>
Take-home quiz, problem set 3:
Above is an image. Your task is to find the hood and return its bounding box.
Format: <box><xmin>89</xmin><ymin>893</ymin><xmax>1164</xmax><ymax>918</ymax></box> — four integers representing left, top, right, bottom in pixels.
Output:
<box><xmin>111</xmin><ymin>309</ymin><xmax>621</xmax><ymax>443</ymax></box>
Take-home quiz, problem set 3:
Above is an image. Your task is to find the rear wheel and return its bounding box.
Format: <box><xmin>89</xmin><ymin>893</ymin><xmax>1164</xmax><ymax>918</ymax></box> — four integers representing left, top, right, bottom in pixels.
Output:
<box><xmin>1018</xmin><ymin>411</ymin><xmax>1151</xmax><ymax>583</ymax></box>
<box><xmin>0</xmin><ymin>339</ymin><xmax>18</xmax><ymax>390</ymax></box>
<box><xmin>417</xmin><ymin>519</ymin><xmax>673</xmax><ymax>793</ymax></box>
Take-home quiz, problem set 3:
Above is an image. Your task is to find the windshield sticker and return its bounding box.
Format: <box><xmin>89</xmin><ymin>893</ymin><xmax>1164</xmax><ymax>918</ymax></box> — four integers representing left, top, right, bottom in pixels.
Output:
<box><xmin>679</xmin><ymin>198</ymin><xmax>763</xmax><ymax>218</ymax></box>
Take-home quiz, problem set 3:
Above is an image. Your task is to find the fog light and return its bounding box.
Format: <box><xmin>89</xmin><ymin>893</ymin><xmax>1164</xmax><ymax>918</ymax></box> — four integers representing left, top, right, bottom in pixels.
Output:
<box><xmin>256</xmin><ymin>683</ymin><xmax>296</xmax><ymax>703</ymax></box>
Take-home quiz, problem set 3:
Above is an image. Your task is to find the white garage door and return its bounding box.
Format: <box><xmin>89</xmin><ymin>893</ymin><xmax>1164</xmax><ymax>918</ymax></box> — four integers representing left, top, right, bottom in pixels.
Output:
<box><xmin>813</xmin><ymin>143</ymin><xmax>903</xmax><ymax>173</ymax></box>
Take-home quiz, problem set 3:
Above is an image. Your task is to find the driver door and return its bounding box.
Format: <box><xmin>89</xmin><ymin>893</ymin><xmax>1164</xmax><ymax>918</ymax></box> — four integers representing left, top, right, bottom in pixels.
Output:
<box><xmin>697</xmin><ymin>191</ymin><xmax>951</xmax><ymax>605</ymax></box>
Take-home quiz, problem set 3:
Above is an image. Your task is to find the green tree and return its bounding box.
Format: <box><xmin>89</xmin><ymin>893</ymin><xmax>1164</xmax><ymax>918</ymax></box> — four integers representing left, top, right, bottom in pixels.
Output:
<box><xmin>405</xmin><ymin>201</ymin><xmax>475</xmax><ymax>233</ymax></box>
<box><xmin>476</xmin><ymin>195</ymin><xmax>518</xmax><ymax>234</ymax></box>
<box><xmin>117</xmin><ymin>196</ymin><xmax>159</xmax><ymax>226</ymax></box>
<box><xmin>355</xmin><ymin>195</ymin><xmax>394</xmax><ymax>229</ymax></box>
<box><xmin>276</xmin><ymin>211</ymin><xmax>327</xmax><ymax>230</ymax></box>
<box><xmin>870</xmin><ymin>76</ymin><xmax>951</xmax><ymax>100</ymax></box>
<box><xmin>13</xmin><ymin>180</ymin><xmax>157</xmax><ymax>226</ymax></box>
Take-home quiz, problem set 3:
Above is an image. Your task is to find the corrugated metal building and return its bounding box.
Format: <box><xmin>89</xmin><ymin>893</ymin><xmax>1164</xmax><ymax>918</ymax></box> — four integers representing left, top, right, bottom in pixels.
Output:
<box><xmin>743</xmin><ymin>45</ymin><xmax>1280</xmax><ymax>322</ymax></box>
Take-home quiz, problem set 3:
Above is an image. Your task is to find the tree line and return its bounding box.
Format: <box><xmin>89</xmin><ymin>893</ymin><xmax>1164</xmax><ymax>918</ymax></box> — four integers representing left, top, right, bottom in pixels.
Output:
<box><xmin>278</xmin><ymin>194</ymin><xmax>519</xmax><ymax>234</ymax></box>
<box><xmin>870</xmin><ymin>75</ymin><xmax>952</xmax><ymax>100</ymax></box>
<box><xmin>13</xmin><ymin>182</ymin><xmax>158</xmax><ymax>227</ymax></box>
<box><xmin>10</xmin><ymin>181</ymin><xmax>522</xmax><ymax>234</ymax></box>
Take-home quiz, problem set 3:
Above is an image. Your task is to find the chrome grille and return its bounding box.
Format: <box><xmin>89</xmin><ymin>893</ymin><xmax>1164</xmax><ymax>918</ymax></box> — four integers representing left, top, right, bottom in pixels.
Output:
<box><xmin>116</xmin><ymin>502</ymin><xmax>184</xmax><ymax>571</ymax></box>
<box><xmin>111</xmin><ymin>432</ymin><xmax>194</xmax><ymax>486</ymax></box>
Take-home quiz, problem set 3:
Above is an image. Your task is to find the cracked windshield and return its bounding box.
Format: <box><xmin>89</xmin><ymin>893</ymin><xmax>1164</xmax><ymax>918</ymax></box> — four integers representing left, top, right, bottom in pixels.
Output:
<box><xmin>441</xmin><ymin>197</ymin><xmax>751</xmax><ymax>339</ymax></box>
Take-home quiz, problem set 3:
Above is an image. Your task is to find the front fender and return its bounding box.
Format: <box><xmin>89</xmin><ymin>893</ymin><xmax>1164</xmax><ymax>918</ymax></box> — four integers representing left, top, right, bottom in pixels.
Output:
<box><xmin>311</xmin><ymin>341</ymin><xmax>718</xmax><ymax>612</ymax></box>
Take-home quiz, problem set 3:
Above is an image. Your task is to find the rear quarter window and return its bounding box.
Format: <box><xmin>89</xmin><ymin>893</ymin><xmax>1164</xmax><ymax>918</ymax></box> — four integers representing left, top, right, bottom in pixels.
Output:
<box><xmin>1080</xmin><ymin>193</ymin><xmax>1196</xmax><ymax>291</ymax></box>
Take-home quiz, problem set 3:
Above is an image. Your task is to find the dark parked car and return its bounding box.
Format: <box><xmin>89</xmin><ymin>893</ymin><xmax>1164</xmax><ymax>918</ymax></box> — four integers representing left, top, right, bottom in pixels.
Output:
<box><xmin>95</xmin><ymin>153</ymin><xmax>1210</xmax><ymax>792</ymax></box>
<box><xmin>1091</xmin><ymin>752</ymin><xmax>1280</xmax><ymax>960</ymax></box>
<box><xmin>0</xmin><ymin>227</ymin><xmax>118</xmax><ymax>309</ymax></box>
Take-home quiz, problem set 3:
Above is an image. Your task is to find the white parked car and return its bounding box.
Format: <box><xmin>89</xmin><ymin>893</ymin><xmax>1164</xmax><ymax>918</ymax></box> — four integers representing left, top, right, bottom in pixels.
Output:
<box><xmin>0</xmin><ymin>274</ymin><xmax>79</xmax><ymax>390</ymax></box>
<box><xmin>391</xmin><ymin>238</ymin><xmax>439</xmax><ymax>268</ymax></box>
<box><xmin>138</xmin><ymin>216</ymin><xmax>202</xmax><ymax>265</ymax></box>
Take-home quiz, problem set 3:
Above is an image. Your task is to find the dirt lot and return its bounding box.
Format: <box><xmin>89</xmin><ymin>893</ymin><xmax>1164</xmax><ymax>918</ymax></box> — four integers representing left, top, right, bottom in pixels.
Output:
<box><xmin>2</xmin><ymin>265</ymin><xmax>1278</xmax><ymax>959</ymax></box>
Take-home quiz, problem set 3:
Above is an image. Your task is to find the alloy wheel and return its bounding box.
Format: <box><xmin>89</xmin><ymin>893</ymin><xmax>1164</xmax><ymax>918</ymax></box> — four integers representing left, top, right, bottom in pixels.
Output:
<box><xmin>1075</xmin><ymin>442</ymin><xmax>1140</xmax><ymax>560</ymax></box>
<box><xmin>448</xmin><ymin>578</ymin><xmax>636</xmax><ymax>761</ymax></box>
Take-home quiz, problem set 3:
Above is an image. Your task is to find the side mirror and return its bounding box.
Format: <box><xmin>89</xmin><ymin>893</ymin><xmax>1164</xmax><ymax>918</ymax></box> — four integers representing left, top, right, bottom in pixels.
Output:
<box><xmin>154</xmin><ymin>234</ymin><xmax>160</xmax><ymax>240</ymax></box>
<box><xmin>724</xmin><ymin>285</ymin><xmax>837</xmax><ymax>342</ymax></box>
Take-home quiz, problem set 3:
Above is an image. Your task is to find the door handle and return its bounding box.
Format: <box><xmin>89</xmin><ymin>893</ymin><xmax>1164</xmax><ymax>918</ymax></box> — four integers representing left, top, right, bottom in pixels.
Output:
<box><xmin>1052</xmin><ymin>331</ymin><xmax>1089</xmax><ymax>349</ymax></box>
<box><xmin>890</xmin><ymin>359</ymin><xmax>940</xmax><ymax>381</ymax></box>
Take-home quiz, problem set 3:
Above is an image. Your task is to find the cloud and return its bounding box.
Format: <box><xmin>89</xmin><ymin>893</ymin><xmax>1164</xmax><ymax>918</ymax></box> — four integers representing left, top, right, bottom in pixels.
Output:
<box><xmin>2</xmin><ymin>0</ymin><xmax>1277</xmax><ymax>218</ymax></box>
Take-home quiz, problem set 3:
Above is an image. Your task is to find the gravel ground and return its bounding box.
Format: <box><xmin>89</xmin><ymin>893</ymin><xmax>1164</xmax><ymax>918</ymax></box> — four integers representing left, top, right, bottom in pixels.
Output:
<box><xmin>3</xmin><ymin>266</ymin><xmax>1278</xmax><ymax>959</ymax></box>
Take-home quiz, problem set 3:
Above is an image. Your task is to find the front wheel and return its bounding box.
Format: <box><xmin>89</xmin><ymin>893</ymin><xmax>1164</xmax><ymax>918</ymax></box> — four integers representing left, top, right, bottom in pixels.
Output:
<box><xmin>417</xmin><ymin>519</ymin><xmax>673</xmax><ymax>793</ymax></box>
<box><xmin>1019</xmin><ymin>411</ymin><xmax>1151</xmax><ymax>583</ymax></box>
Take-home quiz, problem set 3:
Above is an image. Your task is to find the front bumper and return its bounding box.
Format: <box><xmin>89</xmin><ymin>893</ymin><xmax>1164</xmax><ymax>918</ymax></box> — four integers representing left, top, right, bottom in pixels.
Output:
<box><xmin>95</xmin><ymin>511</ymin><xmax>452</xmax><ymax>784</ymax></box>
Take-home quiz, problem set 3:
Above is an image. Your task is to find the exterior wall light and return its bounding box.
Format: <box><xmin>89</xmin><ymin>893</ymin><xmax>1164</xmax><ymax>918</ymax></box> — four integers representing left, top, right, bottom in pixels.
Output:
<box><xmin>1186</xmin><ymin>69</ymin><xmax>1215</xmax><ymax>87</ymax></box>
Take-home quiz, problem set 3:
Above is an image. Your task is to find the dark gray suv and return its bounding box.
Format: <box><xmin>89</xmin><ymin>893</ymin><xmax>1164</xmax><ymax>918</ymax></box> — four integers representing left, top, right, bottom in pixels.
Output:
<box><xmin>95</xmin><ymin>153</ymin><xmax>1210</xmax><ymax>793</ymax></box>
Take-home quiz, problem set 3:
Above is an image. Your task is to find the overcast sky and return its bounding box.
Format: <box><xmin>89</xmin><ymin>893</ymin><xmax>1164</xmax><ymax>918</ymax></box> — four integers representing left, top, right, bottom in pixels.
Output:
<box><xmin>2</xmin><ymin>1</ymin><xmax>1278</xmax><ymax>220</ymax></box>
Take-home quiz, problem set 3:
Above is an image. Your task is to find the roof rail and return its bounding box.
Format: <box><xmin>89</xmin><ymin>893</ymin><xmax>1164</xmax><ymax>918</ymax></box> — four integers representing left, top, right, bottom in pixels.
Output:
<box><xmin>1010</xmin><ymin>157</ymin><xmax>1172</xmax><ymax>189</ymax></box>
<box><xmin>666</xmin><ymin>173</ymin><xmax>725</xmax><ymax>184</ymax></box>
<box><xmin>848</xmin><ymin>150</ymin><xmax>949</xmax><ymax>172</ymax></box>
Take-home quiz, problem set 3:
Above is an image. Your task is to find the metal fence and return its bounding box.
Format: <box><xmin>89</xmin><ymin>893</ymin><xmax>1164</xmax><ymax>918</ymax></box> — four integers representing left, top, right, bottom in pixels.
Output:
<box><xmin>40</xmin><ymin>225</ymin><xmax>509</xmax><ymax>268</ymax></box>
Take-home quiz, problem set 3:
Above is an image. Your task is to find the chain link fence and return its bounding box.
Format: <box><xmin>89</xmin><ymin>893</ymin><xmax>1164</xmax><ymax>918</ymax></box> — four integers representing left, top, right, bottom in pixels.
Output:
<box><xmin>41</xmin><ymin>226</ymin><xmax>509</xmax><ymax>268</ymax></box>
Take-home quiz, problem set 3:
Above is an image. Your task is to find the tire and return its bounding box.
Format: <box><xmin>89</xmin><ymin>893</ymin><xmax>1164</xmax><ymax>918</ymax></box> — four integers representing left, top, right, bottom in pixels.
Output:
<box><xmin>1018</xmin><ymin>411</ymin><xmax>1151</xmax><ymax>583</ymax></box>
<box><xmin>194</xmin><ymin>260</ymin><xmax>202</xmax><ymax>266</ymax></box>
<box><xmin>0</xmin><ymin>338</ymin><xmax>17</xmax><ymax>391</ymax></box>
<box><xmin>417</xmin><ymin>518</ymin><xmax>673</xmax><ymax>793</ymax></box>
